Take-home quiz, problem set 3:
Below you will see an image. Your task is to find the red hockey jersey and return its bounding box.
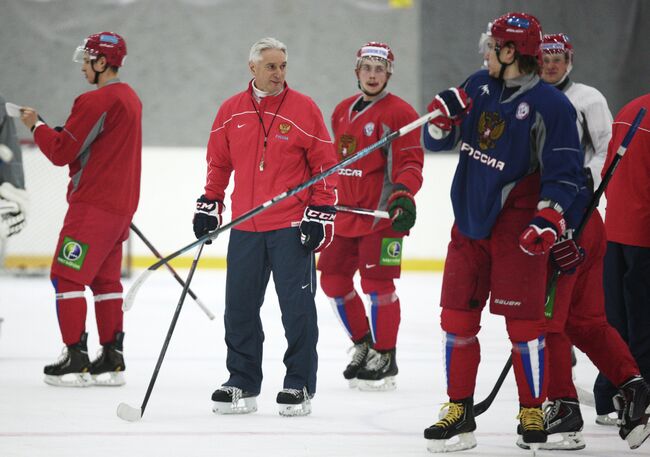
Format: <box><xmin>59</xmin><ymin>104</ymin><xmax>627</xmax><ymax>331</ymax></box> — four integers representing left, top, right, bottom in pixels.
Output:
<box><xmin>331</xmin><ymin>92</ymin><xmax>424</xmax><ymax>237</ymax></box>
<box><xmin>34</xmin><ymin>79</ymin><xmax>142</xmax><ymax>216</ymax></box>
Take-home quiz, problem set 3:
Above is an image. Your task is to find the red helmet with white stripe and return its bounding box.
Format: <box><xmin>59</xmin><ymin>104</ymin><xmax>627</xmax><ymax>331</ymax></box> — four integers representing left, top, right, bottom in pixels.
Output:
<box><xmin>73</xmin><ymin>32</ymin><xmax>127</xmax><ymax>67</ymax></box>
<box><xmin>489</xmin><ymin>12</ymin><xmax>542</xmax><ymax>58</ymax></box>
<box><xmin>356</xmin><ymin>42</ymin><xmax>394</xmax><ymax>73</ymax></box>
<box><xmin>542</xmin><ymin>34</ymin><xmax>573</xmax><ymax>60</ymax></box>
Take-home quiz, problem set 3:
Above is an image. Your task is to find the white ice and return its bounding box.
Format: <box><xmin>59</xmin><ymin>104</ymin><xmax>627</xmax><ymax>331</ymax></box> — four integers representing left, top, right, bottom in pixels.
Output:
<box><xmin>0</xmin><ymin>270</ymin><xmax>642</xmax><ymax>456</ymax></box>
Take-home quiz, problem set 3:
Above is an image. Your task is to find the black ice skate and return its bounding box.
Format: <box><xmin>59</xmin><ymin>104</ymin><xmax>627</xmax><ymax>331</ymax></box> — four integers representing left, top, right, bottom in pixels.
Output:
<box><xmin>424</xmin><ymin>397</ymin><xmax>477</xmax><ymax>453</ymax></box>
<box><xmin>343</xmin><ymin>333</ymin><xmax>372</xmax><ymax>388</ymax></box>
<box><xmin>211</xmin><ymin>385</ymin><xmax>258</xmax><ymax>414</ymax></box>
<box><xmin>517</xmin><ymin>405</ymin><xmax>547</xmax><ymax>454</ymax></box>
<box><xmin>517</xmin><ymin>398</ymin><xmax>584</xmax><ymax>450</ymax></box>
<box><xmin>276</xmin><ymin>387</ymin><xmax>312</xmax><ymax>416</ymax></box>
<box><xmin>356</xmin><ymin>348</ymin><xmax>398</xmax><ymax>391</ymax></box>
<box><xmin>614</xmin><ymin>376</ymin><xmax>650</xmax><ymax>449</ymax></box>
<box><xmin>43</xmin><ymin>332</ymin><xmax>92</xmax><ymax>387</ymax></box>
<box><xmin>90</xmin><ymin>331</ymin><xmax>126</xmax><ymax>386</ymax></box>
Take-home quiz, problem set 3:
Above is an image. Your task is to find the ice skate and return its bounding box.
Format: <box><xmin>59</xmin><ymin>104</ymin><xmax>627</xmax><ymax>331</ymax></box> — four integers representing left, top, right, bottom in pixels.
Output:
<box><xmin>343</xmin><ymin>333</ymin><xmax>371</xmax><ymax>388</ymax></box>
<box><xmin>516</xmin><ymin>405</ymin><xmax>546</xmax><ymax>455</ymax></box>
<box><xmin>43</xmin><ymin>332</ymin><xmax>92</xmax><ymax>387</ymax></box>
<box><xmin>517</xmin><ymin>398</ymin><xmax>584</xmax><ymax>450</ymax></box>
<box><xmin>356</xmin><ymin>348</ymin><xmax>397</xmax><ymax>391</ymax></box>
<box><xmin>595</xmin><ymin>412</ymin><xmax>618</xmax><ymax>426</ymax></box>
<box><xmin>90</xmin><ymin>331</ymin><xmax>125</xmax><ymax>386</ymax></box>
<box><xmin>211</xmin><ymin>386</ymin><xmax>258</xmax><ymax>414</ymax></box>
<box><xmin>614</xmin><ymin>376</ymin><xmax>650</xmax><ymax>449</ymax></box>
<box><xmin>277</xmin><ymin>387</ymin><xmax>312</xmax><ymax>416</ymax></box>
<box><xmin>424</xmin><ymin>397</ymin><xmax>477</xmax><ymax>453</ymax></box>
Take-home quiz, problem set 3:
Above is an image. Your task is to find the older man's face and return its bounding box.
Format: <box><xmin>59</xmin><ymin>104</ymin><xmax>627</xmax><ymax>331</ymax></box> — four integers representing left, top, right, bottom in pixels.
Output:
<box><xmin>249</xmin><ymin>48</ymin><xmax>287</xmax><ymax>95</ymax></box>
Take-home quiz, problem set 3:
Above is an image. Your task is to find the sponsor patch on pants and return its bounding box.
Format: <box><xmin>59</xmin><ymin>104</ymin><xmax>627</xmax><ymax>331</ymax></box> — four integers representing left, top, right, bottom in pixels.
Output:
<box><xmin>57</xmin><ymin>236</ymin><xmax>89</xmax><ymax>271</ymax></box>
<box><xmin>379</xmin><ymin>238</ymin><xmax>402</xmax><ymax>266</ymax></box>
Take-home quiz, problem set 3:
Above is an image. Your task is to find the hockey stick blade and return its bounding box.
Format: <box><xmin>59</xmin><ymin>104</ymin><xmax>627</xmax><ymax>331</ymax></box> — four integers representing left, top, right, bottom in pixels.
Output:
<box><xmin>117</xmin><ymin>402</ymin><xmax>142</xmax><ymax>422</ymax></box>
<box><xmin>124</xmin><ymin>109</ymin><xmax>441</xmax><ymax>310</ymax></box>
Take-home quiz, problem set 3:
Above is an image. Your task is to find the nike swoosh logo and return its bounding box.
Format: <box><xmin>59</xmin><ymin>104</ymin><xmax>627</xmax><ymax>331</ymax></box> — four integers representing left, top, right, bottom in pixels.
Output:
<box><xmin>237</xmin><ymin>123</ymin><xmax>246</xmax><ymax>128</ymax></box>
<box><xmin>301</xmin><ymin>284</ymin><xmax>310</xmax><ymax>289</ymax></box>
<box><xmin>365</xmin><ymin>264</ymin><xmax>376</xmax><ymax>269</ymax></box>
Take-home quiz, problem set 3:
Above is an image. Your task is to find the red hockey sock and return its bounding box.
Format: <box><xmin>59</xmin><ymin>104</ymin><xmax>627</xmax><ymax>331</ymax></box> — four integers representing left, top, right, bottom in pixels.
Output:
<box><xmin>51</xmin><ymin>276</ymin><xmax>87</xmax><ymax>346</ymax></box>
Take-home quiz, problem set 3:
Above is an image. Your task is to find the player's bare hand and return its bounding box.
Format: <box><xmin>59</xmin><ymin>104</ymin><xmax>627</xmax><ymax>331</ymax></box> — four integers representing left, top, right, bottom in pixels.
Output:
<box><xmin>19</xmin><ymin>107</ymin><xmax>39</xmax><ymax>131</ymax></box>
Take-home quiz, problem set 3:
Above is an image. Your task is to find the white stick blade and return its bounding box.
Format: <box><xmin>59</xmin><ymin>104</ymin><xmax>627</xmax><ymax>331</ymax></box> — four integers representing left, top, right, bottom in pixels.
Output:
<box><xmin>117</xmin><ymin>402</ymin><xmax>142</xmax><ymax>422</ymax></box>
<box><xmin>123</xmin><ymin>269</ymin><xmax>154</xmax><ymax>311</ymax></box>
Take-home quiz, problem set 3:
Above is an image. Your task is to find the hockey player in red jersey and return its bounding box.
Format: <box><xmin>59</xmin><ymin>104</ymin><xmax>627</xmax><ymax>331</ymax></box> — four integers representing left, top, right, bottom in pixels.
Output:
<box><xmin>317</xmin><ymin>42</ymin><xmax>424</xmax><ymax>391</ymax></box>
<box><xmin>20</xmin><ymin>32</ymin><xmax>142</xmax><ymax>387</ymax></box>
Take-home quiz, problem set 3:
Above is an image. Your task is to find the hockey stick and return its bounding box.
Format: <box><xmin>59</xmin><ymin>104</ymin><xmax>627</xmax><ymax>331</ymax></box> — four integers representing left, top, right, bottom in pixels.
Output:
<box><xmin>473</xmin><ymin>107</ymin><xmax>647</xmax><ymax>417</ymax></box>
<box><xmin>123</xmin><ymin>109</ymin><xmax>441</xmax><ymax>311</ymax></box>
<box><xmin>117</xmin><ymin>243</ymin><xmax>205</xmax><ymax>422</ymax></box>
<box><xmin>334</xmin><ymin>205</ymin><xmax>390</xmax><ymax>219</ymax></box>
<box><xmin>130</xmin><ymin>223</ymin><xmax>214</xmax><ymax>320</ymax></box>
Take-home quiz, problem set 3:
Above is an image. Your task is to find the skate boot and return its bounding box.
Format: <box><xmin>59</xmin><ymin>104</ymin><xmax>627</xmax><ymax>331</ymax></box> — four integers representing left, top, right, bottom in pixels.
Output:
<box><xmin>596</xmin><ymin>412</ymin><xmax>618</xmax><ymax>426</ymax></box>
<box><xmin>613</xmin><ymin>376</ymin><xmax>650</xmax><ymax>449</ymax></box>
<box><xmin>356</xmin><ymin>348</ymin><xmax>398</xmax><ymax>391</ymax></box>
<box><xmin>277</xmin><ymin>387</ymin><xmax>312</xmax><ymax>416</ymax></box>
<box><xmin>343</xmin><ymin>333</ymin><xmax>372</xmax><ymax>388</ymax></box>
<box><xmin>43</xmin><ymin>332</ymin><xmax>92</xmax><ymax>387</ymax></box>
<box><xmin>517</xmin><ymin>398</ymin><xmax>584</xmax><ymax>450</ymax></box>
<box><xmin>516</xmin><ymin>406</ymin><xmax>547</xmax><ymax>454</ymax></box>
<box><xmin>424</xmin><ymin>397</ymin><xmax>477</xmax><ymax>453</ymax></box>
<box><xmin>211</xmin><ymin>386</ymin><xmax>258</xmax><ymax>414</ymax></box>
<box><xmin>90</xmin><ymin>331</ymin><xmax>126</xmax><ymax>386</ymax></box>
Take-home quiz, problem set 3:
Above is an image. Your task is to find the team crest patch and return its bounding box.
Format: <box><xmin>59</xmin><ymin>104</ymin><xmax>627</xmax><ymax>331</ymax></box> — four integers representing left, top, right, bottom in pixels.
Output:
<box><xmin>379</xmin><ymin>238</ymin><xmax>402</xmax><ymax>266</ymax></box>
<box><xmin>363</xmin><ymin>122</ymin><xmax>375</xmax><ymax>137</ymax></box>
<box><xmin>57</xmin><ymin>236</ymin><xmax>89</xmax><ymax>271</ymax></box>
<box><xmin>278</xmin><ymin>123</ymin><xmax>291</xmax><ymax>134</ymax></box>
<box><xmin>338</xmin><ymin>134</ymin><xmax>357</xmax><ymax>159</ymax></box>
<box><xmin>477</xmin><ymin>111</ymin><xmax>505</xmax><ymax>150</ymax></box>
<box><xmin>516</xmin><ymin>102</ymin><xmax>530</xmax><ymax>120</ymax></box>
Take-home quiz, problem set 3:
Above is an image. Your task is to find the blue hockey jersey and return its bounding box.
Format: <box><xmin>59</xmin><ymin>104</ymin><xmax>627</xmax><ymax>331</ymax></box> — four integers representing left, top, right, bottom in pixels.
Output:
<box><xmin>423</xmin><ymin>70</ymin><xmax>584</xmax><ymax>239</ymax></box>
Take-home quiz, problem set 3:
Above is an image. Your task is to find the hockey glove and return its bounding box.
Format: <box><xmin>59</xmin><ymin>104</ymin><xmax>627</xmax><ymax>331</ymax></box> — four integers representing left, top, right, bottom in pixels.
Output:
<box><xmin>299</xmin><ymin>205</ymin><xmax>336</xmax><ymax>252</ymax></box>
<box><xmin>387</xmin><ymin>185</ymin><xmax>416</xmax><ymax>232</ymax></box>
<box><xmin>519</xmin><ymin>207</ymin><xmax>566</xmax><ymax>256</ymax></box>
<box><xmin>427</xmin><ymin>87</ymin><xmax>472</xmax><ymax>132</ymax></box>
<box><xmin>0</xmin><ymin>199</ymin><xmax>25</xmax><ymax>238</ymax></box>
<box><xmin>550</xmin><ymin>233</ymin><xmax>585</xmax><ymax>274</ymax></box>
<box><xmin>193</xmin><ymin>195</ymin><xmax>224</xmax><ymax>245</ymax></box>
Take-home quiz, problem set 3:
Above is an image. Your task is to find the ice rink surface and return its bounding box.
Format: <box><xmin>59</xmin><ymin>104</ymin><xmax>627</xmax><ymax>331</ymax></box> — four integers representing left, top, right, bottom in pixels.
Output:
<box><xmin>0</xmin><ymin>269</ymin><xmax>643</xmax><ymax>456</ymax></box>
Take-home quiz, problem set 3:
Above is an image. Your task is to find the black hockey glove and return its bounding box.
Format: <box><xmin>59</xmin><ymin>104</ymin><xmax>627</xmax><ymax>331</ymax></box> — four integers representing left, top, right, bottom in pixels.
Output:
<box><xmin>193</xmin><ymin>195</ymin><xmax>224</xmax><ymax>245</ymax></box>
<box><xmin>299</xmin><ymin>205</ymin><xmax>336</xmax><ymax>252</ymax></box>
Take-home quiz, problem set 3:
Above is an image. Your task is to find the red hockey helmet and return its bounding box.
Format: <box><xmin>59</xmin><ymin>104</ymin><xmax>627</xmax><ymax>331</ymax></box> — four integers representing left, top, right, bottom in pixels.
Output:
<box><xmin>356</xmin><ymin>42</ymin><xmax>394</xmax><ymax>73</ymax></box>
<box><xmin>542</xmin><ymin>34</ymin><xmax>573</xmax><ymax>59</ymax></box>
<box><xmin>489</xmin><ymin>12</ymin><xmax>542</xmax><ymax>58</ymax></box>
<box><xmin>73</xmin><ymin>32</ymin><xmax>127</xmax><ymax>67</ymax></box>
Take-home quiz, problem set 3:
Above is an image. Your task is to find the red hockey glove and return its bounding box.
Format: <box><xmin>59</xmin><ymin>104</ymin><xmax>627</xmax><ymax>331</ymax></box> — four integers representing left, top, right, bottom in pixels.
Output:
<box><xmin>300</xmin><ymin>205</ymin><xmax>336</xmax><ymax>252</ymax></box>
<box><xmin>550</xmin><ymin>234</ymin><xmax>585</xmax><ymax>274</ymax></box>
<box><xmin>519</xmin><ymin>207</ymin><xmax>566</xmax><ymax>256</ymax></box>
<box><xmin>427</xmin><ymin>87</ymin><xmax>472</xmax><ymax>131</ymax></box>
<box><xmin>387</xmin><ymin>185</ymin><xmax>416</xmax><ymax>232</ymax></box>
<box><xmin>193</xmin><ymin>195</ymin><xmax>224</xmax><ymax>245</ymax></box>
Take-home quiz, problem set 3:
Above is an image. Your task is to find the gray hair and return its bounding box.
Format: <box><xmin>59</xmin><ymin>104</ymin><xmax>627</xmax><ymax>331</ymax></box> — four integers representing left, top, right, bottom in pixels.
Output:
<box><xmin>249</xmin><ymin>37</ymin><xmax>288</xmax><ymax>63</ymax></box>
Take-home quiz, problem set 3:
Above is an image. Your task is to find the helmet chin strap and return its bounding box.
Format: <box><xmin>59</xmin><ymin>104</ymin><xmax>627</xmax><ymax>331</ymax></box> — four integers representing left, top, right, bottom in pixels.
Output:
<box><xmin>495</xmin><ymin>45</ymin><xmax>515</xmax><ymax>80</ymax></box>
<box><xmin>90</xmin><ymin>59</ymin><xmax>107</xmax><ymax>85</ymax></box>
<box><xmin>357</xmin><ymin>79</ymin><xmax>388</xmax><ymax>98</ymax></box>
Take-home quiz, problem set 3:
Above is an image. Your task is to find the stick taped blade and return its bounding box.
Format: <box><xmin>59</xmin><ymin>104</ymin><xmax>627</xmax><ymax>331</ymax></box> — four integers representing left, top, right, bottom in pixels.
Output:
<box><xmin>123</xmin><ymin>269</ymin><xmax>154</xmax><ymax>311</ymax></box>
<box><xmin>117</xmin><ymin>402</ymin><xmax>142</xmax><ymax>422</ymax></box>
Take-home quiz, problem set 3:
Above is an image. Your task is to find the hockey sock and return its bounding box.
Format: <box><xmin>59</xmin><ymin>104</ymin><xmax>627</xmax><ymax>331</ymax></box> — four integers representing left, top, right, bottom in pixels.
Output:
<box><xmin>512</xmin><ymin>336</ymin><xmax>547</xmax><ymax>406</ymax></box>
<box><xmin>362</xmin><ymin>278</ymin><xmax>399</xmax><ymax>350</ymax></box>
<box><xmin>51</xmin><ymin>276</ymin><xmax>87</xmax><ymax>346</ymax></box>
<box><xmin>441</xmin><ymin>308</ymin><xmax>481</xmax><ymax>399</ymax></box>
<box><xmin>93</xmin><ymin>292</ymin><xmax>123</xmax><ymax>344</ymax></box>
<box><xmin>546</xmin><ymin>332</ymin><xmax>577</xmax><ymax>400</ymax></box>
<box><xmin>322</xmin><ymin>274</ymin><xmax>370</xmax><ymax>340</ymax></box>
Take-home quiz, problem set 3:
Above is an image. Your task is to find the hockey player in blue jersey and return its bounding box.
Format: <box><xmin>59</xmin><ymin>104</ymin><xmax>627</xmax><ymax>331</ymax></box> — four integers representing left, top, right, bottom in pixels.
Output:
<box><xmin>421</xmin><ymin>12</ymin><xmax>585</xmax><ymax>453</ymax></box>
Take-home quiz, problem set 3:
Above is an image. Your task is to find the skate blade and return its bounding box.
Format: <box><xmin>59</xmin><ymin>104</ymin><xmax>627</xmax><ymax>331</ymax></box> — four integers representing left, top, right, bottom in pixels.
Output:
<box><xmin>212</xmin><ymin>398</ymin><xmax>257</xmax><ymax>415</ymax></box>
<box><xmin>626</xmin><ymin>423</ymin><xmax>650</xmax><ymax>449</ymax></box>
<box><xmin>347</xmin><ymin>378</ymin><xmax>358</xmax><ymax>389</ymax></box>
<box><xmin>357</xmin><ymin>376</ymin><xmax>396</xmax><ymax>392</ymax></box>
<box><xmin>538</xmin><ymin>432</ymin><xmax>585</xmax><ymax>450</ymax></box>
<box><xmin>117</xmin><ymin>402</ymin><xmax>142</xmax><ymax>422</ymax></box>
<box><xmin>426</xmin><ymin>432</ymin><xmax>477</xmax><ymax>453</ymax></box>
<box><xmin>529</xmin><ymin>443</ymin><xmax>540</xmax><ymax>456</ymax></box>
<box><xmin>44</xmin><ymin>372</ymin><xmax>92</xmax><ymax>387</ymax></box>
<box><xmin>278</xmin><ymin>402</ymin><xmax>312</xmax><ymax>417</ymax></box>
<box><xmin>92</xmin><ymin>371</ymin><xmax>125</xmax><ymax>386</ymax></box>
